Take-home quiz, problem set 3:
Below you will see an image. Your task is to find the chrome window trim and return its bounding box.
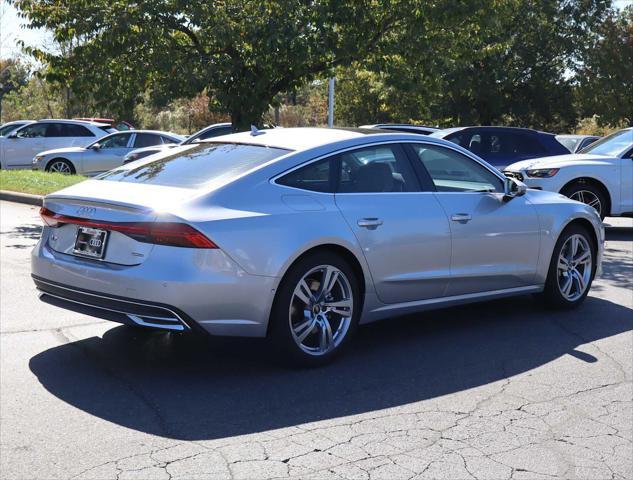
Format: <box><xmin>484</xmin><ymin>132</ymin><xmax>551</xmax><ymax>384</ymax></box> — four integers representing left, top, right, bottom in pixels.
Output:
<box><xmin>270</xmin><ymin>139</ymin><xmax>506</xmax><ymax>194</ymax></box>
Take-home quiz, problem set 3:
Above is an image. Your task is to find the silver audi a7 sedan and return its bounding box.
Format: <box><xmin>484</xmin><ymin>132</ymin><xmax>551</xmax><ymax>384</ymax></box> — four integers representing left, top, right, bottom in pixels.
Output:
<box><xmin>32</xmin><ymin>128</ymin><xmax>604</xmax><ymax>364</ymax></box>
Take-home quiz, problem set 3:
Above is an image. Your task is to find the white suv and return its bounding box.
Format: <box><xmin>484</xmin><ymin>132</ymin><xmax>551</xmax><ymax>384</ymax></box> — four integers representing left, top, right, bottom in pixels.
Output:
<box><xmin>0</xmin><ymin>119</ymin><xmax>114</xmax><ymax>170</ymax></box>
<box><xmin>505</xmin><ymin>128</ymin><xmax>633</xmax><ymax>219</ymax></box>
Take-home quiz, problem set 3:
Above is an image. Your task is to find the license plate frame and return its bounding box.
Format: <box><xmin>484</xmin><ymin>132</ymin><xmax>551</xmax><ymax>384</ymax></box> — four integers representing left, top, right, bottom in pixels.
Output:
<box><xmin>73</xmin><ymin>226</ymin><xmax>109</xmax><ymax>259</ymax></box>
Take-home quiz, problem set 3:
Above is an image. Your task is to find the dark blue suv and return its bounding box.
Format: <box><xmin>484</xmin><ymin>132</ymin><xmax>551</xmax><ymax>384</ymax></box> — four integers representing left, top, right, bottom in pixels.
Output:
<box><xmin>430</xmin><ymin>127</ymin><xmax>569</xmax><ymax>169</ymax></box>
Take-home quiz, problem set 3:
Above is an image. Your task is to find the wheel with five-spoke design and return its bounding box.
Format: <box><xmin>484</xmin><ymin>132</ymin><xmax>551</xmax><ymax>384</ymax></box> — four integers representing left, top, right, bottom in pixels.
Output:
<box><xmin>270</xmin><ymin>251</ymin><xmax>360</xmax><ymax>366</ymax></box>
<box><xmin>542</xmin><ymin>224</ymin><xmax>596</xmax><ymax>308</ymax></box>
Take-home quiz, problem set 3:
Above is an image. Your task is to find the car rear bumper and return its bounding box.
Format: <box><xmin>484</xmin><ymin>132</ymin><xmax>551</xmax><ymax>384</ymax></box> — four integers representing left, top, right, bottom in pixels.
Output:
<box><xmin>34</xmin><ymin>276</ymin><xmax>197</xmax><ymax>332</ymax></box>
<box><xmin>31</xmin><ymin>237</ymin><xmax>278</xmax><ymax>337</ymax></box>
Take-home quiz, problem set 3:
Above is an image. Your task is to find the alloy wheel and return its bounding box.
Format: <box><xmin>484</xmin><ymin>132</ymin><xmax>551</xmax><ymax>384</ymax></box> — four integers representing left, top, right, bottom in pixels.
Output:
<box><xmin>557</xmin><ymin>234</ymin><xmax>592</xmax><ymax>302</ymax></box>
<box><xmin>289</xmin><ymin>265</ymin><xmax>354</xmax><ymax>356</ymax></box>
<box><xmin>48</xmin><ymin>161</ymin><xmax>72</xmax><ymax>174</ymax></box>
<box><xmin>569</xmin><ymin>190</ymin><xmax>602</xmax><ymax>217</ymax></box>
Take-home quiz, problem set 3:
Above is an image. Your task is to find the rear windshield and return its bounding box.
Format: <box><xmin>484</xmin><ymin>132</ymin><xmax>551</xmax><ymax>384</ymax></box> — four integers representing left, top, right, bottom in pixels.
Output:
<box><xmin>97</xmin><ymin>143</ymin><xmax>291</xmax><ymax>188</ymax></box>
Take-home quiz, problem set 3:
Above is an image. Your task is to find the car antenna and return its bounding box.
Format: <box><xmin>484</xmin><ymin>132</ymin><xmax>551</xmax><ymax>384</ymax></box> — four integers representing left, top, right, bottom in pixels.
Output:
<box><xmin>250</xmin><ymin>125</ymin><xmax>265</xmax><ymax>136</ymax></box>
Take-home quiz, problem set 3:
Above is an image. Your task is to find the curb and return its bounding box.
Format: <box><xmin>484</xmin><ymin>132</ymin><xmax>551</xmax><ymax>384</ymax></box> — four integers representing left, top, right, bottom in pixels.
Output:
<box><xmin>0</xmin><ymin>190</ymin><xmax>44</xmax><ymax>206</ymax></box>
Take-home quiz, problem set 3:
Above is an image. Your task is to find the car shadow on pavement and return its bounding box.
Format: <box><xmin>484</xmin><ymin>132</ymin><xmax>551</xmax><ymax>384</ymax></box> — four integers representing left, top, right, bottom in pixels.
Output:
<box><xmin>598</xmin><ymin>226</ymin><xmax>633</xmax><ymax>291</ymax></box>
<box><xmin>0</xmin><ymin>224</ymin><xmax>42</xmax><ymax>249</ymax></box>
<box><xmin>29</xmin><ymin>294</ymin><xmax>632</xmax><ymax>441</ymax></box>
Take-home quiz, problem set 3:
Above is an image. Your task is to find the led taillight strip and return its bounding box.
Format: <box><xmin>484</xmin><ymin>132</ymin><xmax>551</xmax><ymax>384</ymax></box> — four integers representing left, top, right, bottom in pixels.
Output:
<box><xmin>39</xmin><ymin>207</ymin><xmax>218</xmax><ymax>249</ymax></box>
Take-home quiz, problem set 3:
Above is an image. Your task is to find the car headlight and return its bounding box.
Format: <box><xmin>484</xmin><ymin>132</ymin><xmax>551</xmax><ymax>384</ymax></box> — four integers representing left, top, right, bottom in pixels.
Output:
<box><xmin>33</xmin><ymin>155</ymin><xmax>44</xmax><ymax>164</ymax></box>
<box><xmin>526</xmin><ymin>168</ymin><xmax>559</xmax><ymax>178</ymax></box>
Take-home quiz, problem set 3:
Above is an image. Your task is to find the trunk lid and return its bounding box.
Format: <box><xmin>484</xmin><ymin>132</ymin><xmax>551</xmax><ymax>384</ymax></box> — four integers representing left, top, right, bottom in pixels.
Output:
<box><xmin>44</xmin><ymin>180</ymin><xmax>200</xmax><ymax>266</ymax></box>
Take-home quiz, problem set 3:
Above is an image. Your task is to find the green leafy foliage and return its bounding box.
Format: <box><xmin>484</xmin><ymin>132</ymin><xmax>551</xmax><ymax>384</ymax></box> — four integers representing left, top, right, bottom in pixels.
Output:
<box><xmin>577</xmin><ymin>6</ymin><xmax>633</xmax><ymax>127</ymax></box>
<box><xmin>12</xmin><ymin>0</ymin><xmax>411</xmax><ymax>129</ymax></box>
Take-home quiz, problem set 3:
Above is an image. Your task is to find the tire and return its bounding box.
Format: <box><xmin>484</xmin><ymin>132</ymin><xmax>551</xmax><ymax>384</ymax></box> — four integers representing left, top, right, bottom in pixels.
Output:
<box><xmin>46</xmin><ymin>159</ymin><xmax>75</xmax><ymax>175</ymax></box>
<box><xmin>561</xmin><ymin>182</ymin><xmax>607</xmax><ymax>220</ymax></box>
<box><xmin>269</xmin><ymin>251</ymin><xmax>361</xmax><ymax>367</ymax></box>
<box><xmin>541</xmin><ymin>224</ymin><xmax>596</xmax><ymax>309</ymax></box>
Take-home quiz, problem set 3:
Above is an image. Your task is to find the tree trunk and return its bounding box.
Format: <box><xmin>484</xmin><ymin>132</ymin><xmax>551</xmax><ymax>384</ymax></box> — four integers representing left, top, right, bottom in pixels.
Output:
<box><xmin>231</xmin><ymin>108</ymin><xmax>263</xmax><ymax>132</ymax></box>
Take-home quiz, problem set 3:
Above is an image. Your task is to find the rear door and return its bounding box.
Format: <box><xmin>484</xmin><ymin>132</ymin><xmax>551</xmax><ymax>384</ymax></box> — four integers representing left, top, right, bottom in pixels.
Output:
<box><xmin>333</xmin><ymin>143</ymin><xmax>452</xmax><ymax>303</ymax></box>
<box><xmin>408</xmin><ymin>142</ymin><xmax>540</xmax><ymax>296</ymax></box>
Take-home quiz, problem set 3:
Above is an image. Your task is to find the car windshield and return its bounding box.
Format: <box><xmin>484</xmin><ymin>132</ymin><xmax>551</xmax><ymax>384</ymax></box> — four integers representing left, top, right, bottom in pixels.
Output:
<box><xmin>556</xmin><ymin>136</ymin><xmax>580</xmax><ymax>152</ymax></box>
<box><xmin>97</xmin><ymin>142</ymin><xmax>291</xmax><ymax>189</ymax></box>
<box><xmin>580</xmin><ymin>129</ymin><xmax>633</xmax><ymax>156</ymax></box>
<box><xmin>0</xmin><ymin>123</ymin><xmax>24</xmax><ymax>136</ymax></box>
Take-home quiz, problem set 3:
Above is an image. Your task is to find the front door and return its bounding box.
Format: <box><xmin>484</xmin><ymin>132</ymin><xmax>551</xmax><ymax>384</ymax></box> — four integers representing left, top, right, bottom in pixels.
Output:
<box><xmin>85</xmin><ymin>132</ymin><xmax>133</xmax><ymax>174</ymax></box>
<box><xmin>3</xmin><ymin>123</ymin><xmax>47</xmax><ymax>168</ymax></box>
<box><xmin>334</xmin><ymin>144</ymin><xmax>452</xmax><ymax>304</ymax></box>
<box><xmin>408</xmin><ymin>142</ymin><xmax>541</xmax><ymax>296</ymax></box>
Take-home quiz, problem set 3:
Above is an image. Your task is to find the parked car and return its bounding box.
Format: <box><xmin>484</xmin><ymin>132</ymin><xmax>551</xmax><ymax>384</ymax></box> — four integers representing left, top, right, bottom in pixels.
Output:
<box><xmin>430</xmin><ymin>126</ymin><xmax>569</xmax><ymax>169</ymax></box>
<box><xmin>74</xmin><ymin>118</ymin><xmax>135</xmax><ymax>131</ymax></box>
<box><xmin>556</xmin><ymin>134</ymin><xmax>601</xmax><ymax>153</ymax></box>
<box><xmin>361</xmin><ymin>124</ymin><xmax>439</xmax><ymax>135</ymax></box>
<box><xmin>123</xmin><ymin>123</ymin><xmax>233</xmax><ymax>164</ymax></box>
<box><xmin>505</xmin><ymin>128</ymin><xmax>633</xmax><ymax>219</ymax></box>
<box><xmin>0</xmin><ymin>119</ymin><xmax>115</xmax><ymax>170</ymax></box>
<box><xmin>0</xmin><ymin>120</ymin><xmax>35</xmax><ymax>137</ymax></box>
<box><xmin>32</xmin><ymin>127</ymin><xmax>603</xmax><ymax>365</ymax></box>
<box><xmin>32</xmin><ymin>130</ymin><xmax>184</xmax><ymax>175</ymax></box>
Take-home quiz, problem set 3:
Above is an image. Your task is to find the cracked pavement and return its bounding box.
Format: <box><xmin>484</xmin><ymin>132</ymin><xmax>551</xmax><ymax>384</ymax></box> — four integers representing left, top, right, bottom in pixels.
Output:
<box><xmin>1</xmin><ymin>200</ymin><xmax>631</xmax><ymax>480</ymax></box>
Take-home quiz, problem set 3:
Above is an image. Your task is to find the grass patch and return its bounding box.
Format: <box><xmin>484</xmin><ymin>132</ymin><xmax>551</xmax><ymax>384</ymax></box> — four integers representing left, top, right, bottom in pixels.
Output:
<box><xmin>0</xmin><ymin>170</ymin><xmax>86</xmax><ymax>196</ymax></box>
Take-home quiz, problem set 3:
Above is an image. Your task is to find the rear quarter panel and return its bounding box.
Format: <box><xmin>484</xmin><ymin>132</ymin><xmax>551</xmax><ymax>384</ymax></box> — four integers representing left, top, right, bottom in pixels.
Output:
<box><xmin>171</xmin><ymin>177</ymin><xmax>374</xmax><ymax>295</ymax></box>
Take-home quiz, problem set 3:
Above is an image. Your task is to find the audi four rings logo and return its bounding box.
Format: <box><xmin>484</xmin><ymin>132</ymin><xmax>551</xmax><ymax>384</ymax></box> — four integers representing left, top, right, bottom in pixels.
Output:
<box><xmin>89</xmin><ymin>238</ymin><xmax>102</xmax><ymax>248</ymax></box>
<box><xmin>76</xmin><ymin>206</ymin><xmax>96</xmax><ymax>216</ymax></box>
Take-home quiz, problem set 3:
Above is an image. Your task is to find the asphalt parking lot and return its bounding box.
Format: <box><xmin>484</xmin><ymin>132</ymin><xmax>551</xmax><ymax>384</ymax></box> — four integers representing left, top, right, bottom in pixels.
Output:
<box><xmin>1</xmin><ymin>200</ymin><xmax>631</xmax><ymax>480</ymax></box>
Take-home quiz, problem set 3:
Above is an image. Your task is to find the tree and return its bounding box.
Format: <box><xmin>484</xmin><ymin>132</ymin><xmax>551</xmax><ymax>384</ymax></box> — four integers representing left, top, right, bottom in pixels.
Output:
<box><xmin>335</xmin><ymin>0</ymin><xmax>610</xmax><ymax>131</ymax></box>
<box><xmin>12</xmin><ymin>0</ymin><xmax>411</xmax><ymax>129</ymax></box>
<box><xmin>577</xmin><ymin>6</ymin><xmax>633</xmax><ymax>127</ymax></box>
<box><xmin>0</xmin><ymin>57</ymin><xmax>29</xmax><ymax>122</ymax></box>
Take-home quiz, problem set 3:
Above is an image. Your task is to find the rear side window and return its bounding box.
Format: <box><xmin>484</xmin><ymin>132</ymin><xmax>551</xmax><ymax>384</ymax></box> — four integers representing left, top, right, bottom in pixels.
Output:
<box><xmin>134</xmin><ymin>133</ymin><xmax>162</xmax><ymax>148</ymax></box>
<box><xmin>45</xmin><ymin>123</ymin><xmax>93</xmax><ymax>137</ymax></box>
<box><xmin>338</xmin><ymin>145</ymin><xmax>419</xmax><ymax>193</ymax></box>
<box><xmin>98</xmin><ymin>143</ymin><xmax>290</xmax><ymax>189</ymax></box>
<box><xmin>277</xmin><ymin>158</ymin><xmax>333</xmax><ymax>192</ymax></box>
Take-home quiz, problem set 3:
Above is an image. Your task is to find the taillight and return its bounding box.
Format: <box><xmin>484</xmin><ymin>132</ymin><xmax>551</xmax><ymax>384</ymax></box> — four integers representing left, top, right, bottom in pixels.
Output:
<box><xmin>39</xmin><ymin>207</ymin><xmax>217</xmax><ymax>249</ymax></box>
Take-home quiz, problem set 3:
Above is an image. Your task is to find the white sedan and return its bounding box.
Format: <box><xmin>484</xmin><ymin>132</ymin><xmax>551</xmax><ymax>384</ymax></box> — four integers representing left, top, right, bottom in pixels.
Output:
<box><xmin>505</xmin><ymin>128</ymin><xmax>633</xmax><ymax>219</ymax></box>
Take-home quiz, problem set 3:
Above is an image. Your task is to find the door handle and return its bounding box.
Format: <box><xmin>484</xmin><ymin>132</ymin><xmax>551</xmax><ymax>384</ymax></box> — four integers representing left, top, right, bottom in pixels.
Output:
<box><xmin>451</xmin><ymin>213</ymin><xmax>472</xmax><ymax>223</ymax></box>
<box><xmin>357</xmin><ymin>218</ymin><xmax>383</xmax><ymax>229</ymax></box>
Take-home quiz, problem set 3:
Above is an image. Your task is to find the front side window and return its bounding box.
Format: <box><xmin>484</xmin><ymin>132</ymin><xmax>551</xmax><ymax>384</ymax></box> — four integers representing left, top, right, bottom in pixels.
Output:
<box><xmin>16</xmin><ymin>124</ymin><xmax>47</xmax><ymax>138</ymax></box>
<box><xmin>161</xmin><ymin>136</ymin><xmax>179</xmax><ymax>144</ymax></box>
<box><xmin>411</xmin><ymin>144</ymin><xmax>504</xmax><ymax>193</ymax></box>
<box><xmin>94</xmin><ymin>133</ymin><xmax>131</xmax><ymax>149</ymax></box>
<box><xmin>98</xmin><ymin>143</ymin><xmax>290</xmax><ymax>189</ymax></box>
<box><xmin>277</xmin><ymin>158</ymin><xmax>333</xmax><ymax>192</ymax></box>
<box><xmin>338</xmin><ymin>145</ymin><xmax>418</xmax><ymax>193</ymax></box>
<box><xmin>133</xmin><ymin>133</ymin><xmax>163</xmax><ymax>148</ymax></box>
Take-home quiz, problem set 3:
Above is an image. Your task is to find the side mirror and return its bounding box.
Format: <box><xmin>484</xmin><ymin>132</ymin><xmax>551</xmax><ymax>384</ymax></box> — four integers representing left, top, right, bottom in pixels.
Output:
<box><xmin>503</xmin><ymin>177</ymin><xmax>527</xmax><ymax>201</ymax></box>
<box><xmin>7</xmin><ymin>132</ymin><xmax>18</xmax><ymax>139</ymax></box>
<box><xmin>91</xmin><ymin>143</ymin><xmax>101</xmax><ymax>150</ymax></box>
